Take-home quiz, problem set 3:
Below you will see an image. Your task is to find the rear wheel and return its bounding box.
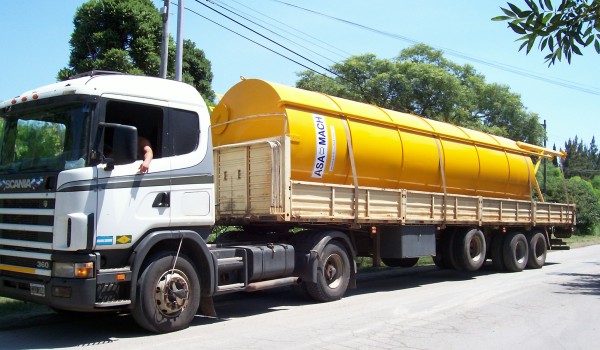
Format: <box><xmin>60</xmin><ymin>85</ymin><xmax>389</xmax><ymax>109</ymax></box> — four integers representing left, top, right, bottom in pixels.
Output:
<box><xmin>526</xmin><ymin>231</ymin><xmax>547</xmax><ymax>269</ymax></box>
<box><xmin>133</xmin><ymin>253</ymin><xmax>200</xmax><ymax>333</ymax></box>
<box><xmin>381</xmin><ymin>257</ymin><xmax>419</xmax><ymax>268</ymax></box>
<box><xmin>305</xmin><ymin>241</ymin><xmax>350</xmax><ymax>302</ymax></box>
<box><xmin>454</xmin><ymin>228</ymin><xmax>486</xmax><ymax>271</ymax></box>
<box><xmin>502</xmin><ymin>232</ymin><xmax>529</xmax><ymax>272</ymax></box>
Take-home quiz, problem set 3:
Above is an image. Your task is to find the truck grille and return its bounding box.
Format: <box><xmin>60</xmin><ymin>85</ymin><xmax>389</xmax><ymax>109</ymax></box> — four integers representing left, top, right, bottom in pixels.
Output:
<box><xmin>0</xmin><ymin>193</ymin><xmax>54</xmax><ymax>277</ymax></box>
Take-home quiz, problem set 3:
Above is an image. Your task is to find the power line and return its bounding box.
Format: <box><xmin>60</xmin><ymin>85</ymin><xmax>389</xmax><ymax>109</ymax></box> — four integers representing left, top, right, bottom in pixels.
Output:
<box><xmin>216</xmin><ymin>0</ymin><xmax>351</xmax><ymax>59</ymax></box>
<box><xmin>191</xmin><ymin>0</ymin><xmax>373</xmax><ymax>102</ymax></box>
<box><xmin>182</xmin><ymin>4</ymin><xmax>327</xmax><ymax>79</ymax></box>
<box><xmin>208</xmin><ymin>0</ymin><xmax>340</xmax><ymax>66</ymax></box>
<box><xmin>272</xmin><ymin>0</ymin><xmax>600</xmax><ymax>96</ymax></box>
<box><xmin>193</xmin><ymin>0</ymin><xmax>337</xmax><ymax>77</ymax></box>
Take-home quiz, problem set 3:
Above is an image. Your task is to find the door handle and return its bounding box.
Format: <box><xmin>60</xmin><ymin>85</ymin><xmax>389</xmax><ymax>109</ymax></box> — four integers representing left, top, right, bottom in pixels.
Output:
<box><xmin>152</xmin><ymin>192</ymin><xmax>170</xmax><ymax>207</ymax></box>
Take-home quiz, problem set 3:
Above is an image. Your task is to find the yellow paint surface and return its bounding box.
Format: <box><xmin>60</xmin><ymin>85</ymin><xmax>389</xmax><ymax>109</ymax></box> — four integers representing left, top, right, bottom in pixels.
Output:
<box><xmin>212</xmin><ymin>79</ymin><xmax>543</xmax><ymax>200</ymax></box>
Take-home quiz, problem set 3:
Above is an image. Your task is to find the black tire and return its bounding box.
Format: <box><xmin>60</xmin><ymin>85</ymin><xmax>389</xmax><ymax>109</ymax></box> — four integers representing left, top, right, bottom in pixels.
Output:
<box><xmin>491</xmin><ymin>233</ymin><xmax>505</xmax><ymax>271</ymax></box>
<box><xmin>381</xmin><ymin>257</ymin><xmax>419</xmax><ymax>268</ymax></box>
<box><xmin>305</xmin><ymin>241</ymin><xmax>350</xmax><ymax>302</ymax></box>
<box><xmin>526</xmin><ymin>231</ymin><xmax>547</xmax><ymax>269</ymax></box>
<box><xmin>132</xmin><ymin>253</ymin><xmax>200</xmax><ymax>333</ymax></box>
<box><xmin>441</xmin><ymin>231</ymin><xmax>459</xmax><ymax>270</ymax></box>
<box><xmin>502</xmin><ymin>232</ymin><xmax>529</xmax><ymax>272</ymax></box>
<box><xmin>454</xmin><ymin>228</ymin><xmax>486</xmax><ymax>272</ymax></box>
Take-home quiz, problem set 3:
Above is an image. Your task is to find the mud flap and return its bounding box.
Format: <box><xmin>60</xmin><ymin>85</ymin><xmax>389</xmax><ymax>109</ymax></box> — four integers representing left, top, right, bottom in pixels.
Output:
<box><xmin>199</xmin><ymin>296</ymin><xmax>217</xmax><ymax>317</ymax></box>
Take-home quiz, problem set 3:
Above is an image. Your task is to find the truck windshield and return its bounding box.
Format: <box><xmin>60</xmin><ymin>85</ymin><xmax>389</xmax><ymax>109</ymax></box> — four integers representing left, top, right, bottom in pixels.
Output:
<box><xmin>0</xmin><ymin>103</ymin><xmax>91</xmax><ymax>174</ymax></box>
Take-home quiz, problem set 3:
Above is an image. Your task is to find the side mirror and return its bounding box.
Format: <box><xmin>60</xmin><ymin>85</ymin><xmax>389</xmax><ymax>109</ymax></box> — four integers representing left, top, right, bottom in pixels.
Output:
<box><xmin>112</xmin><ymin>124</ymin><xmax>137</xmax><ymax>165</ymax></box>
<box><xmin>98</xmin><ymin>122</ymin><xmax>137</xmax><ymax>170</ymax></box>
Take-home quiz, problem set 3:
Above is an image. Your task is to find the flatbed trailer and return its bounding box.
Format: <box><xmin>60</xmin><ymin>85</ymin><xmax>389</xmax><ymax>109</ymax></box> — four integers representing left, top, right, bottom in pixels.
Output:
<box><xmin>215</xmin><ymin>137</ymin><xmax>575</xmax><ymax>229</ymax></box>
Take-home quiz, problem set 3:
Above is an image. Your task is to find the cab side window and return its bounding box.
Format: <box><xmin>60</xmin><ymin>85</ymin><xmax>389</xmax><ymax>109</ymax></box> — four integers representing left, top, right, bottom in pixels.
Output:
<box><xmin>104</xmin><ymin>100</ymin><xmax>164</xmax><ymax>159</ymax></box>
<box><xmin>167</xmin><ymin>109</ymin><xmax>199</xmax><ymax>157</ymax></box>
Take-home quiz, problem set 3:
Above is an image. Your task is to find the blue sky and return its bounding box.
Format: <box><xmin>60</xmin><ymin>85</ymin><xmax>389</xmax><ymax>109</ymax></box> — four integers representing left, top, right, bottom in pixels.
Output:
<box><xmin>1</xmin><ymin>0</ymin><xmax>598</xmax><ymax>150</ymax></box>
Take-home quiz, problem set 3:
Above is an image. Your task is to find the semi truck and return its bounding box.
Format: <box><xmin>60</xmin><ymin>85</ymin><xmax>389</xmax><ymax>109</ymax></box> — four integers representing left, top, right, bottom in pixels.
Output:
<box><xmin>0</xmin><ymin>72</ymin><xmax>575</xmax><ymax>333</ymax></box>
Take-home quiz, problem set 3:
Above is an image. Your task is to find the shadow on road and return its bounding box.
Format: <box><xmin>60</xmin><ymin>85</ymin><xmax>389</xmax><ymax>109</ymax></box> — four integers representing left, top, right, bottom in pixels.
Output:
<box><xmin>552</xmin><ymin>271</ymin><xmax>600</xmax><ymax>296</ymax></box>
<box><xmin>0</xmin><ymin>262</ymin><xmax>544</xmax><ymax>349</ymax></box>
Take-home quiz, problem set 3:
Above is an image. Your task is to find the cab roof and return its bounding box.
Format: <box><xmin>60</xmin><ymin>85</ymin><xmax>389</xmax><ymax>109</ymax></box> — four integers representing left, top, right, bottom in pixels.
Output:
<box><xmin>0</xmin><ymin>72</ymin><xmax>206</xmax><ymax>110</ymax></box>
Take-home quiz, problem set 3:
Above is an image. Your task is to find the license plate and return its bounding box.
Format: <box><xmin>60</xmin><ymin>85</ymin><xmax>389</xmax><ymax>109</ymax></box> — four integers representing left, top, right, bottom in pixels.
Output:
<box><xmin>30</xmin><ymin>283</ymin><xmax>45</xmax><ymax>297</ymax></box>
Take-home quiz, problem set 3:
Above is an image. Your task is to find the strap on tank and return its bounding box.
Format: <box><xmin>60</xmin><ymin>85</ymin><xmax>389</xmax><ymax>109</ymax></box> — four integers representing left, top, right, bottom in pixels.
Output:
<box><xmin>434</xmin><ymin>137</ymin><xmax>448</xmax><ymax>228</ymax></box>
<box><xmin>530</xmin><ymin>151</ymin><xmax>545</xmax><ymax>202</ymax></box>
<box><xmin>343</xmin><ymin>118</ymin><xmax>360</xmax><ymax>227</ymax></box>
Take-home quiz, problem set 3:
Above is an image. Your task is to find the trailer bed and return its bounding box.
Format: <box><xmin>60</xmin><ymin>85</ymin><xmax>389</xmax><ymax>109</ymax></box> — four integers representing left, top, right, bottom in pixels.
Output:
<box><xmin>214</xmin><ymin>137</ymin><xmax>575</xmax><ymax>229</ymax></box>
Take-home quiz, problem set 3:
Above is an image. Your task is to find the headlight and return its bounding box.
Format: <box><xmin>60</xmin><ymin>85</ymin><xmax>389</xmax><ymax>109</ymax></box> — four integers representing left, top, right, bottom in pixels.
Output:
<box><xmin>53</xmin><ymin>262</ymin><xmax>94</xmax><ymax>278</ymax></box>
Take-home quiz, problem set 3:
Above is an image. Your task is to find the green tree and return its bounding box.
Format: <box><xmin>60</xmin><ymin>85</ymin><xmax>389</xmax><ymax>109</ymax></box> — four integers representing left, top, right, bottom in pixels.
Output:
<box><xmin>539</xmin><ymin>162</ymin><xmax>600</xmax><ymax>234</ymax></box>
<box><xmin>590</xmin><ymin>173</ymin><xmax>600</xmax><ymax>196</ymax></box>
<box><xmin>58</xmin><ymin>0</ymin><xmax>215</xmax><ymax>102</ymax></box>
<box><xmin>181</xmin><ymin>40</ymin><xmax>216</xmax><ymax>102</ymax></box>
<box><xmin>296</xmin><ymin>44</ymin><xmax>545</xmax><ymax>144</ymax></box>
<box><xmin>493</xmin><ymin>0</ymin><xmax>600</xmax><ymax>65</ymax></box>
<box><xmin>562</xmin><ymin>136</ymin><xmax>600</xmax><ymax>179</ymax></box>
<box><xmin>565</xmin><ymin>176</ymin><xmax>600</xmax><ymax>233</ymax></box>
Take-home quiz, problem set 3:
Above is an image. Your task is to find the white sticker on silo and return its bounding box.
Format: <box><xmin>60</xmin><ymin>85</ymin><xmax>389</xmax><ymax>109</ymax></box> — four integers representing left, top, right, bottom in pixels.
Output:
<box><xmin>329</xmin><ymin>125</ymin><xmax>336</xmax><ymax>172</ymax></box>
<box><xmin>311</xmin><ymin>114</ymin><xmax>328</xmax><ymax>178</ymax></box>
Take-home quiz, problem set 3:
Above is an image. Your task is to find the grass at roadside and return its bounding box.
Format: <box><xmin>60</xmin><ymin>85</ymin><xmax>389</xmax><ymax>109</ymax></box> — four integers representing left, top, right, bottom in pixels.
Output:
<box><xmin>563</xmin><ymin>233</ymin><xmax>600</xmax><ymax>248</ymax></box>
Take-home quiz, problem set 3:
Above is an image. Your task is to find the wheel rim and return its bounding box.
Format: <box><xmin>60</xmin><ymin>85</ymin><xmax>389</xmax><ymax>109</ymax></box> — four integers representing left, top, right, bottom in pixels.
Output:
<box><xmin>469</xmin><ymin>234</ymin><xmax>484</xmax><ymax>263</ymax></box>
<box><xmin>324</xmin><ymin>253</ymin><xmax>344</xmax><ymax>289</ymax></box>
<box><xmin>155</xmin><ymin>269</ymin><xmax>191</xmax><ymax>317</ymax></box>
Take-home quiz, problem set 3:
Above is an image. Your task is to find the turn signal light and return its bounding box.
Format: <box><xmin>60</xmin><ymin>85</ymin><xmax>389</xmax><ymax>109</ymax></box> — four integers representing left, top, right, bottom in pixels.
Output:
<box><xmin>75</xmin><ymin>262</ymin><xmax>94</xmax><ymax>278</ymax></box>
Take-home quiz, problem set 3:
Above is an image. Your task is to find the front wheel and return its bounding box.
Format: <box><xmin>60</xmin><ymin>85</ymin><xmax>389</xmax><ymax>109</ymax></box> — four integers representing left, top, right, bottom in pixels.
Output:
<box><xmin>133</xmin><ymin>253</ymin><xmax>200</xmax><ymax>333</ymax></box>
<box><xmin>305</xmin><ymin>241</ymin><xmax>350</xmax><ymax>302</ymax></box>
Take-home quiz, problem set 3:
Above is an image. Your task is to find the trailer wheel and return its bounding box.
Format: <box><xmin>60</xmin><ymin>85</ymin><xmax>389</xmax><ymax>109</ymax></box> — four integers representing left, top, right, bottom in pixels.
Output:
<box><xmin>381</xmin><ymin>257</ymin><xmax>419</xmax><ymax>268</ymax></box>
<box><xmin>133</xmin><ymin>253</ymin><xmax>200</xmax><ymax>333</ymax></box>
<box><xmin>526</xmin><ymin>232</ymin><xmax>547</xmax><ymax>269</ymax></box>
<box><xmin>305</xmin><ymin>241</ymin><xmax>350</xmax><ymax>302</ymax></box>
<box><xmin>454</xmin><ymin>228</ymin><xmax>486</xmax><ymax>271</ymax></box>
<box><xmin>491</xmin><ymin>233</ymin><xmax>505</xmax><ymax>271</ymax></box>
<box><xmin>502</xmin><ymin>232</ymin><xmax>529</xmax><ymax>272</ymax></box>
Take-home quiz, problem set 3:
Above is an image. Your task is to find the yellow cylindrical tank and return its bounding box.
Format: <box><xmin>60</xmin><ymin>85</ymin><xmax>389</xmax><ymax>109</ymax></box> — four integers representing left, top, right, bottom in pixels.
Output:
<box><xmin>211</xmin><ymin>79</ymin><xmax>541</xmax><ymax>200</ymax></box>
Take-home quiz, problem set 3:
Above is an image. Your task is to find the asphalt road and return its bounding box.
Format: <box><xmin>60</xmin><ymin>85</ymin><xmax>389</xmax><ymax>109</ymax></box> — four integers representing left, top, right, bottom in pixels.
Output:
<box><xmin>1</xmin><ymin>245</ymin><xmax>599</xmax><ymax>350</ymax></box>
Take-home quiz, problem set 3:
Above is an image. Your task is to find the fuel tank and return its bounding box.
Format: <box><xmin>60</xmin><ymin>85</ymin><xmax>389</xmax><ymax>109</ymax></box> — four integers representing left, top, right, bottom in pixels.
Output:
<box><xmin>211</xmin><ymin>79</ymin><xmax>538</xmax><ymax>200</ymax></box>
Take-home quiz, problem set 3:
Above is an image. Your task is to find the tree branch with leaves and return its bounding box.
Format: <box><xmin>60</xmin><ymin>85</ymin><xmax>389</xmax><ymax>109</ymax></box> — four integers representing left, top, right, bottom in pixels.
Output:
<box><xmin>493</xmin><ymin>0</ymin><xmax>600</xmax><ymax>65</ymax></box>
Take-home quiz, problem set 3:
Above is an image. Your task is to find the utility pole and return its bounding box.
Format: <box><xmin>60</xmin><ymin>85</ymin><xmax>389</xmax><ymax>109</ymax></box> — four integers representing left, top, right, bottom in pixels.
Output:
<box><xmin>159</xmin><ymin>0</ymin><xmax>170</xmax><ymax>78</ymax></box>
<box><xmin>175</xmin><ymin>0</ymin><xmax>184</xmax><ymax>81</ymax></box>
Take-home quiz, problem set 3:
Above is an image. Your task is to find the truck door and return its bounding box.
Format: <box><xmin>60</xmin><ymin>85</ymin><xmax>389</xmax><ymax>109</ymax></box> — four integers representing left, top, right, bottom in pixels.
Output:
<box><xmin>95</xmin><ymin>98</ymin><xmax>171</xmax><ymax>248</ymax></box>
<box><xmin>165</xmin><ymin>106</ymin><xmax>214</xmax><ymax>235</ymax></box>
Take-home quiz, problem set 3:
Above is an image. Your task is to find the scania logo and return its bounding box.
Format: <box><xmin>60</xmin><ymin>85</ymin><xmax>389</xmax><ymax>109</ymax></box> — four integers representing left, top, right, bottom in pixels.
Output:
<box><xmin>0</xmin><ymin>177</ymin><xmax>44</xmax><ymax>191</ymax></box>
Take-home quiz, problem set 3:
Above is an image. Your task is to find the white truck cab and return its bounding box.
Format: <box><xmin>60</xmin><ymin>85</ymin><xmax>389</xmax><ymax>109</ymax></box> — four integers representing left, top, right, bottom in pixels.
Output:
<box><xmin>0</xmin><ymin>72</ymin><xmax>217</xmax><ymax>331</ymax></box>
